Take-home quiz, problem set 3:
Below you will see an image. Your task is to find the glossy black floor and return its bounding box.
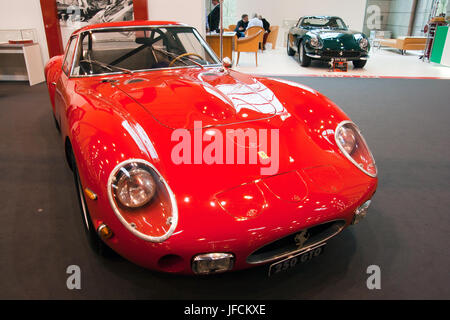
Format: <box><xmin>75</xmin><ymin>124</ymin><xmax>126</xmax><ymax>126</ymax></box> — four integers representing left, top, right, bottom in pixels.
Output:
<box><xmin>0</xmin><ymin>77</ymin><xmax>449</xmax><ymax>299</ymax></box>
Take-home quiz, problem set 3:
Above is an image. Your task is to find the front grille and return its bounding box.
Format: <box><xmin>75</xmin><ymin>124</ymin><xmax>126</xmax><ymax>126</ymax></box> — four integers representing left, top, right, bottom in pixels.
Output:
<box><xmin>322</xmin><ymin>50</ymin><xmax>361</xmax><ymax>58</ymax></box>
<box><xmin>246</xmin><ymin>220</ymin><xmax>346</xmax><ymax>264</ymax></box>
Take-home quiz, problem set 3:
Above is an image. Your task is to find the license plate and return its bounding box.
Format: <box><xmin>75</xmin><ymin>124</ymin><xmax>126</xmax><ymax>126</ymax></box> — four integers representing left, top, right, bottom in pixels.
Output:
<box><xmin>268</xmin><ymin>244</ymin><xmax>326</xmax><ymax>276</ymax></box>
<box><xmin>333</xmin><ymin>59</ymin><xmax>348</xmax><ymax>72</ymax></box>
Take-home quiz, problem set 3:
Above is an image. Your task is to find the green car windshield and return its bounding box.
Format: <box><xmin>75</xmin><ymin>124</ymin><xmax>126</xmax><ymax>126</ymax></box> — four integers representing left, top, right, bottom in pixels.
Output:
<box><xmin>301</xmin><ymin>17</ymin><xmax>348</xmax><ymax>30</ymax></box>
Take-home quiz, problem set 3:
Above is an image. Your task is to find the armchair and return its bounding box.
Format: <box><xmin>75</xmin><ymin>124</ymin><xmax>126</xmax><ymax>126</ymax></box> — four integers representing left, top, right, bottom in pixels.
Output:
<box><xmin>234</xmin><ymin>30</ymin><xmax>264</xmax><ymax>66</ymax></box>
<box><xmin>228</xmin><ymin>24</ymin><xmax>237</xmax><ymax>32</ymax></box>
<box><xmin>266</xmin><ymin>26</ymin><xmax>279</xmax><ymax>49</ymax></box>
<box><xmin>245</xmin><ymin>26</ymin><xmax>265</xmax><ymax>51</ymax></box>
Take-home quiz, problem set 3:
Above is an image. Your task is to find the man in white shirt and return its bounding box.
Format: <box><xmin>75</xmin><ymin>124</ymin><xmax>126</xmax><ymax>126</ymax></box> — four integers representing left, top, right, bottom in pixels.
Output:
<box><xmin>247</xmin><ymin>14</ymin><xmax>263</xmax><ymax>29</ymax></box>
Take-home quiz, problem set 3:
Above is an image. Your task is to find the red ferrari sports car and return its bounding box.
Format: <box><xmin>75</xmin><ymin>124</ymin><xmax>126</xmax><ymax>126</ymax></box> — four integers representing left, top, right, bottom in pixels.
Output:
<box><xmin>45</xmin><ymin>21</ymin><xmax>377</xmax><ymax>275</ymax></box>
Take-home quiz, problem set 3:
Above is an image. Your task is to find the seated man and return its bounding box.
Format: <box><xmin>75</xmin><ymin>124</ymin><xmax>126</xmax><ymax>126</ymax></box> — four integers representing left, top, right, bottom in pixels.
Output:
<box><xmin>235</xmin><ymin>14</ymin><xmax>249</xmax><ymax>38</ymax></box>
<box><xmin>247</xmin><ymin>14</ymin><xmax>263</xmax><ymax>29</ymax></box>
<box><xmin>259</xmin><ymin>15</ymin><xmax>271</xmax><ymax>50</ymax></box>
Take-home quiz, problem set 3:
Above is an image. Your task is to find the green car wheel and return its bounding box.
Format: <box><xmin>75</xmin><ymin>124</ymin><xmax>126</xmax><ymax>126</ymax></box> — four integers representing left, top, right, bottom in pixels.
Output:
<box><xmin>298</xmin><ymin>42</ymin><xmax>311</xmax><ymax>67</ymax></box>
<box><xmin>353</xmin><ymin>60</ymin><xmax>367</xmax><ymax>68</ymax></box>
<box><xmin>287</xmin><ymin>38</ymin><xmax>295</xmax><ymax>56</ymax></box>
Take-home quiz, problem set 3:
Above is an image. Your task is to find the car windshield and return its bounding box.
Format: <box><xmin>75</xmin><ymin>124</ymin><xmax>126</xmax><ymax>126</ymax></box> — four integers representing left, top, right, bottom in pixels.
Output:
<box><xmin>301</xmin><ymin>17</ymin><xmax>347</xmax><ymax>30</ymax></box>
<box><xmin>71</xmin><ymin>26</ymin><xmax>220</xmax><ymax>76</ymax></box>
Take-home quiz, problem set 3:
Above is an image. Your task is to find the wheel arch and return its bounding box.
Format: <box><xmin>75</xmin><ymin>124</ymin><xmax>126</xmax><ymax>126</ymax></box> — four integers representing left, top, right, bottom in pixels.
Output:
<box><xmin>45</xmin><ymin>55</ymin><xmax>63</xmax><ymax>110</ymax></box>
<box><xmin>65</xmin><ymin>136</ymin><xmax>74</xmax><ymax>171</ymax></box>
<box><xmin>295</xmin><ymin>36</ymin><xmax>304</xmax><ymax>49</ymax></box>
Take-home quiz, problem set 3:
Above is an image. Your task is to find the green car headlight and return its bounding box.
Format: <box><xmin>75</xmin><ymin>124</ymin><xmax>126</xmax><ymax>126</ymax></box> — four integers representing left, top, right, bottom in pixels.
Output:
<box><xmin>359</xmin><ymin>38</ymin><xmax>369</xmax><ymax>50</ymax></box>
<box><xmin>309</xmin><ymin>37</ymin><xmax>323</xmax><ymax>49</ymax></box>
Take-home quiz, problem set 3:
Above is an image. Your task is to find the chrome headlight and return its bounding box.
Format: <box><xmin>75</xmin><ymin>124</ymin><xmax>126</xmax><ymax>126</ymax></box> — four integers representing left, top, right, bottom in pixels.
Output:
<box><xmin>309</xmin><ymin>36</ymin><xmax>323</xmax><ymax>49</ymax></box>
<box><xmin>336</xmin><ymin>125</ymin><xmax>357</xmax><ymax>155</ymax></box>
<box><xmin>335</xmin><ymin>121</ymin><xmax>377</xmax><ymax>177</ymax></box>
<box><xmin>107</xmin><ymin>159</ymin><xmax>178</xmax><ymax>243</ymax></box>
<box><xmin>359</xmin><ymin>38</ymin><xmax>369</xmax><ymax>50</ymax></box>
<box><xmin>115</xmin><ymin>167</ymin><xmax>156</xmax><ymax>208</ymax></box>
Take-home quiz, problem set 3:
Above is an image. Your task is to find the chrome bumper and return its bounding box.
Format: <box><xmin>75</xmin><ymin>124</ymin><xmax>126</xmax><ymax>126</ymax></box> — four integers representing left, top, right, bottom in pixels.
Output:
<box><xmin>306</xmin><ymin>53</ymin><xmax>369</xmax><ymax>60</ymax></box>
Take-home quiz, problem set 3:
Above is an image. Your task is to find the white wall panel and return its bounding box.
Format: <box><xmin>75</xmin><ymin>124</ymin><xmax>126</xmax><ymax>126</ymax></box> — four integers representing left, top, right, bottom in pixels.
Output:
<box><xmin>148</xmin><ymin>0</ymin><xmax>206</xmax><ymax>37</ymax></box>
<box><xmin>0</xmin><ymin>0</ymin><xmax>49</xmax><ymax>63</ymax></box>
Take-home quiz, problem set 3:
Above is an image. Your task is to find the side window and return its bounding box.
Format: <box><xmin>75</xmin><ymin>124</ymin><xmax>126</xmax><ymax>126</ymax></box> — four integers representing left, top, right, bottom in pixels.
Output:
<box><xmin>62</xmin><ymin>37</ymin><xmax>77</xmax><ymax>75</ymax></box>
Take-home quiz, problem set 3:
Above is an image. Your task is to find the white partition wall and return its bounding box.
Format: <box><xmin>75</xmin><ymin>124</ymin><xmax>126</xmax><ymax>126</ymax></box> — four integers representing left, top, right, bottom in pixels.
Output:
<box><xmin>0</xmin><ymin>0</ymin><xmax>49</xmax><ymax>63</ymax></box>
<box><xmin>148</xmin><ymin>0</ymin><xmax>206</xmax><ymax>37</ymax></box>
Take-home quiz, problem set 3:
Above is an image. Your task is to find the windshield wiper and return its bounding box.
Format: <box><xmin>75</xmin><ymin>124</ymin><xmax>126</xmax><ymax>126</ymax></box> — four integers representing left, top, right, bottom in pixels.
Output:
<box><xmin>178</xmin><ymin>55</ymin><xmax>205</xmax><ymax>69</ymax></box>
<box><xmin>81</xmin><ymin>59</ymin><xmax>133</xmax><ymax>74</ymax></box>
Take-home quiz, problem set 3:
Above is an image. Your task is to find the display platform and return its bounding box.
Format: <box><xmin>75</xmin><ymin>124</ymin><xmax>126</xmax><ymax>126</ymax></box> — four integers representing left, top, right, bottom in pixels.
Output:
<box><xmin>233</xmin><ymin>47</ymin><xmax>450</xmax><ymax>79</ymax></box>
<box><xmin>0</xmin><ymin>78</ymin><xmax>449</xmax><ymax>299</ymax></box>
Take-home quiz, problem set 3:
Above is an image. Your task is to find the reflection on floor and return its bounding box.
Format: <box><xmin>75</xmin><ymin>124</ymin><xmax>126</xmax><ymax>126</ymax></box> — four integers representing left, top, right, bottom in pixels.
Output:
<box><xmin>233</xmin><ymin>46</ymin><xmax>450</xmax><ymax>79</ymax></box>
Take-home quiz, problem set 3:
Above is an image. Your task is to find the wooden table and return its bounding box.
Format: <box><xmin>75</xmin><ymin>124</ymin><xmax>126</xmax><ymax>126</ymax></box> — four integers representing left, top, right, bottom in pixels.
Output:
<box><xmin>206</xmin><ymin>32</ymin><xmax>236</xmax><ymax>63</ymax></box>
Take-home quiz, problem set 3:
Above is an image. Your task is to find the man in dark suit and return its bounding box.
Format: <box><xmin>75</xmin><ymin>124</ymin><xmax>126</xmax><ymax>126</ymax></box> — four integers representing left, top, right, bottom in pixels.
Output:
<box><xmin>234</xmin><ymin>14</ymin><xmax>249</xmax><ymax>38</ymax></box>
<box><xmin>207</xmin><ymin>0</ymin><xmax>220</xmax><ymax>33</ymax></box>
<box><xmin>259</xmin><ymin>15</ymin><xmax>271</xmax><ymax>50</ymax></box>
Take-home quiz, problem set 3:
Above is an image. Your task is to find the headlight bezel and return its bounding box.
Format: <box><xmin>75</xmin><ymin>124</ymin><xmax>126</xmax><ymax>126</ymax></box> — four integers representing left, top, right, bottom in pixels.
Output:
<box><xmin>107</xmin><ymin>159</ymin><xmax>179</xmax><ymax>243</ymax></box>
<box><xmin>335</xmin><ymin>121</ymin><xmax>377</xmax><ymax>178</ymax></box>
<box><xmin>309</xmin><ymin>36</ymin><xmax>323</xmax><ymax>49</ymax></box>
<box><xmin>359</xmin><ymin>37</ymin><xmax>369</xmax><ymax>50</ymax></box>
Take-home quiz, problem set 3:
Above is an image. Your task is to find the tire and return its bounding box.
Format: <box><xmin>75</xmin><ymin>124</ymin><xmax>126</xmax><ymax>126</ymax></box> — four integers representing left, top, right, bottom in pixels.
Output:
<box><xmin>298</xmin><ymin>42</ymin><xmax>311</xmax><ymax>67</ymax></box>
<box><xmin>287</xmin><ymin>38</ymin><xmax>295</xmax><ymax>56</ymax></box>
<box><xmin>353</xmin><ymin>60</ymin><xmax>367</xmax><ymax>68</ymax></box>
<box><xmin>53</xmin><ymin>113</ymin><xmax>60</xmax><ymax>133</ymax></box>
<box><xmin>71</xmin><ymin>151</ymin><xmax>115</xmax><ymax>257</ymax></box>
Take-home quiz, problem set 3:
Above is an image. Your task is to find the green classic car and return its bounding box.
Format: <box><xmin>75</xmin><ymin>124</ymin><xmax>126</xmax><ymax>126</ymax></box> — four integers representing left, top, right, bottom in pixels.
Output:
<box><xmin>287</xmin><ymin>16</ymin><xmax>370</xmax><ymax>68</ymax></box>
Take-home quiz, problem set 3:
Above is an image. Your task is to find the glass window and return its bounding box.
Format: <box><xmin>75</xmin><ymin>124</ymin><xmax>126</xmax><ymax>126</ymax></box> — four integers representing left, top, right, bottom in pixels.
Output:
<box><xmin>62</xmin><ymin>36</ymin><xmax>77</xmax><ymax>75</ymax></box>
<box><xmin>205</xmin><ymin>0</ymin><xmax>237</xmax><ymax>29</ymax></box>
<box><xmin>301</xmin><ymin>17</ymin><xmax>348</xmax><ymax>30</ymax></box>
<box><xmin>71</xmin><ymin>26</ymin><xmax>220</xmax><ymax>76</ymax></box>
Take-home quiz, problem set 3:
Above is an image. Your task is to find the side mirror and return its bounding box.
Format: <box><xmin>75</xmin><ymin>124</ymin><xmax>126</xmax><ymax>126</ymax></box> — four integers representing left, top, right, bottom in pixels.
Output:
<box><xmin>223</xmin><ymin>57</ymin><xmax>232</xmax><ymax>68</ymax></box>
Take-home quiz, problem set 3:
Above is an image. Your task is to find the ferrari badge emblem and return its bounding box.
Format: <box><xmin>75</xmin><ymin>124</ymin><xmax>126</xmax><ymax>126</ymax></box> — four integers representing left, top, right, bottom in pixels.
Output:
<box><xmin>294</xmin><ymin>230</ymin><xmax>310</xmax><ymax>248</ymax></box>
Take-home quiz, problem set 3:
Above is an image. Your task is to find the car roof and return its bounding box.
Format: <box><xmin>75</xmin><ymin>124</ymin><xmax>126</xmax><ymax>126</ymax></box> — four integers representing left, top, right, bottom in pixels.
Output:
<box><xmin>72</xmin><ymin>20</ymin><xmax>186</xmax><ymax>35</ymax></box>
<box><xmin>302</xmin><ymin>16</ymin><xmax>342</xmax><ymax>20</ymax></box>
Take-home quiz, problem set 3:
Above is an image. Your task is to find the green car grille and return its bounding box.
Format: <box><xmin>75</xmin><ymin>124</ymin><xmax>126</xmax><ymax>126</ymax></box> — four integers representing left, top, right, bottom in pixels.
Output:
<box><xmin>322</xmin><ymin>50</ymin><xmax>361</xmax><ymax>58</ymax></box>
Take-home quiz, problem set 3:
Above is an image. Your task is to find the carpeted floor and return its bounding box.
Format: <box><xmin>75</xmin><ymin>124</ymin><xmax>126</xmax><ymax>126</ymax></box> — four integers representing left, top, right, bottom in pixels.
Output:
<box><xmin>0</xmin><ymin>77</ymin><xmax>449</xmax><ymax>299</ymax></box>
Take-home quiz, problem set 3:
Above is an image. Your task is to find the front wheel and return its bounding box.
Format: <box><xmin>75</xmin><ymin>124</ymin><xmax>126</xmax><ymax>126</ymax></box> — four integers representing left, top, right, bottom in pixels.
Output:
<box><xmin>53</xmin><ymin>113</ymin><xmax>60</xmax><ymax>133</ymax></box>
<box><xmin>287</xmin><ymin>38</ymin><xmax>295</xmax><ymax>56</ymax></box>
<box><xmin>298</xmin><ymin>42</ymin><xmax>311</xmax><ymax>67</ymax></box>
<box><xmin>353</xmin><ymin>60</ymin><xmax>367</xmax><ymax>68</ymax></box>
<box><xmin>71</xmin><ymin>152</ymin><xmax>115</xmax><ymax>257</ymax></box>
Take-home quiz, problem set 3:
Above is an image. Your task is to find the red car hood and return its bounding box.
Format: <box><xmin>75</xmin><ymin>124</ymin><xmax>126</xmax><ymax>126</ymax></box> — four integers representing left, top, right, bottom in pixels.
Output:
<box><xmin>114</xmin><ymin>68</ymin><xmax>283</xmax><ymax>129</ymax></box>
<box><xmin>75</xmin><ymin>68</ymin><xmax>361</xmax><ymax>201</ymax></box>
<box><xmin>72</xmin><ymin>68</ymin><xmax>375</xmax><ymax>227</ymax></box>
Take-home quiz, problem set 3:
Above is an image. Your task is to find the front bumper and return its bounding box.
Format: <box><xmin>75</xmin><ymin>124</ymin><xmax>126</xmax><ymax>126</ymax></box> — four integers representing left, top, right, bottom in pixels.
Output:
<box><xmin>306</xmin><ymin>48</ymin><xmax>369</xmax><ymax>61</ymax></box>
<box><xmin>98</xmin><ymin>178</ymin><xmax>377</xmax><ymax>275</ymax></box>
